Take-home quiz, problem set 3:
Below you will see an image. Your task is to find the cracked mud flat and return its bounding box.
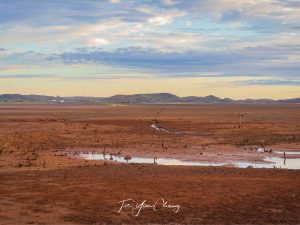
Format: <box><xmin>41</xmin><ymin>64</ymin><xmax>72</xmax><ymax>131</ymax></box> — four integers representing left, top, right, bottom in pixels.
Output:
<box><xmin>0</xmin><ymin>104</ymin><xmax>300</xmax><ymax>224</ymax></box>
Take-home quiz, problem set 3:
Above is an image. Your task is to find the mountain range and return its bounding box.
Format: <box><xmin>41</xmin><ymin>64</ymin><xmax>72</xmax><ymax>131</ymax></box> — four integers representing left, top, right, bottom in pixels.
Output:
<box><xmin>0</xmin><ymin>93</ymin><xmax>299</xmax><ymax>104</ymax></box>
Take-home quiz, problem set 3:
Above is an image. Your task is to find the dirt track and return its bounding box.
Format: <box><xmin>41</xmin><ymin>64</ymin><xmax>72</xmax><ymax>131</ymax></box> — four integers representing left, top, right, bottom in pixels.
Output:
<box><xmin>0</xmin><ymin>104</ymin><xmax>300</xmax><ymax>224</ymax></box>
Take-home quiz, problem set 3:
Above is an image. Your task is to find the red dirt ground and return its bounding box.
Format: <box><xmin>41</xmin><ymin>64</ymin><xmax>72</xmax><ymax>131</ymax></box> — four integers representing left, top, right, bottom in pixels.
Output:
<box><xmin>0</xmin><ymin>104</ymin><xmax>300</xmax><ymax>224</ymax></box>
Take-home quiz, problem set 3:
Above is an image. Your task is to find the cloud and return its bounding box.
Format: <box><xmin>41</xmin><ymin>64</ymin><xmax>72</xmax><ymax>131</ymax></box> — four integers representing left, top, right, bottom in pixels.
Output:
<box><xmin>86</xmin><ymin>38</ymin><xmax>110</xmax><ymax>46</ymax></box>
<box><xmin>110</xmin><ymin>0</ymin><xmax>121</xmax><ymax>3</ymax></box>
<box><xmin>1</xmin><ymin>0</ymin><xmax>300</xmax><ymax>31</ymax></box>
<box><xmin>1</xmin><ymin>0</ymin><xmax>299</xmax><ymax>52</ymax></box>
<box><xmin>279</xmin><ymin>0</ymin><xmax>300</xmax><ymax>8</ymax></box>
<box><xmin>221</xmin><ymin>9</ymin><xmax>241</xmax><ymax>22</ymax></box>
<box><xmin>235</xmin><ymin>79</ymin><xmax>300</xmax><ymax>86</ymax></box>
<box><xmin>0</xmin><ymin>74</ymin><xmax>150</xmax><ymax>80</ymax></box>
<box><xmin>54</xmin><ymin>44</ymin><xmax>300</xmax><ymax>80</ymax></box>
<box><xmin>160</xmin><ymin>0</ymin><xmax>177</xmax><ymax>6</ymax></box>
<box><xmin>0</xmin><ymin>0</ymin><xmax>153</xmax><ymax>27</ymax></box>
<box><xmin>148</xmin><ymin>15</ymin><xmax>173</xmax><ymax>25</ymax></box>
<box><xmin>0</xmin><ymin>74</ymin><xmax>57</xmax><ymax>79</ymax></box>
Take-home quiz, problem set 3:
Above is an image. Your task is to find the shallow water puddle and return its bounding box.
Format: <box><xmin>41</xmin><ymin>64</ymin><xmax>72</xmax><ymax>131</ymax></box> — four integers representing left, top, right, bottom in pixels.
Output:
<box><xmin>234</xmin><ymin>157</ymin><xmax>300</xmax><ymax>169</ymax></box>
<box><xmin>58</xmin><ymin>152</ymin><xmax>300</xmax><ymax>169</ymax></box>
<box><xmin>82</xmin><ymin>153</ymin><xmax>225</xmax><ymax>167</ymax></box>
<box><xmin>150</xmin><ymin>123</ymin><xmax>198</xmax><ymax>135</ymax></box>
<box><xmin>264</xmin><ymin>157</ymin><xmax>300</xmax><ymax>170</ymax></box>
<box><xmin>150</xmin><ymin>123</ymin><xmax>169</xmax><ymax>132</ymax></box>
<box><xmin>273</xmin><ymin>151</ymin><xmax>300</xmax><ymax>155</ymax></box>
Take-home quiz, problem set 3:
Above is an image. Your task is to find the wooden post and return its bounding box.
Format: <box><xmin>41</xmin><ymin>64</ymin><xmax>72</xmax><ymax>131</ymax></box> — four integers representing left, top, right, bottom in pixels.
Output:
<box><xmin>239</xmin><ymin>112</ymin><xmax>244</xmax><ymax>128</ymax></box>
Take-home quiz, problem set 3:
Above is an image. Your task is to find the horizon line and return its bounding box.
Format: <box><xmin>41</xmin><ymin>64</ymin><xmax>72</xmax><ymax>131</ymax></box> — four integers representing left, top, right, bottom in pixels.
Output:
<box><xmin>1</xmin><ymin>92</ymin><xmax>299</xmax><ymax>101</ymax></box>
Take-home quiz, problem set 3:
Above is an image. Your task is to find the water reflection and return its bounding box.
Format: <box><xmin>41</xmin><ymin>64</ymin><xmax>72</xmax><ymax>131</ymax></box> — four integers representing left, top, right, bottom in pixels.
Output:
<box><xmin>56</xmin><ymin>151</ymin><xmax>300</xmax><ymax>169</ymax></box>
<box><xmin>273</xmin><ymin>151</ymin><xmax>300</xmax><ymax>155</ymax></box>
<box><xmin>265</xmin><ymin>157</ymin><xmax>300</xmax><ymax>170</ymax></box>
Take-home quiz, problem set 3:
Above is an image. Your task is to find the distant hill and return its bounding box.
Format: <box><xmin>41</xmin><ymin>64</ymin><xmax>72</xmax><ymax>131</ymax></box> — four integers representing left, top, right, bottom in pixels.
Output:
<box><xmin>0</xmin><ymin>94</ymin><xmax>54</xmax><ymax>103</ymax></box>
<box><xmin>103</xmin><ymin>93</ymin><xmax>181</xmax><ymax>104</ymax></box>
<box><xmin>0</xmin><ymin>93</ymin><xmax>299</xmax><ymax>104</ymax></box>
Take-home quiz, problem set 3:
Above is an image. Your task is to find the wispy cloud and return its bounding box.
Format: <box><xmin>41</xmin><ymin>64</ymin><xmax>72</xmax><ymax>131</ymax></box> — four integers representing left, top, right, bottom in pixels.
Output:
<box><xmin>0</xmin><ymin>74</ymin><xmax>153</xmax><ymax>80</ymax></box>
<box><xmin>235</xmin><ymin>79</ymin><xmax>300</xmax><ymax>86</ymax></box>
<box><xmin>53</xmin><ymin>45</ymin><xmax>300</xmax><ymax>79</ymax></box>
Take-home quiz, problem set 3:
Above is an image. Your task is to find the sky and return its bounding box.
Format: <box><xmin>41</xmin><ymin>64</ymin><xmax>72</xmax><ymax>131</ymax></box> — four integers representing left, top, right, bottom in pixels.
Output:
<box><xmin>0</xmin><ymin>0</ymin><xmax>299</xmax><ymax>99</ymax></box>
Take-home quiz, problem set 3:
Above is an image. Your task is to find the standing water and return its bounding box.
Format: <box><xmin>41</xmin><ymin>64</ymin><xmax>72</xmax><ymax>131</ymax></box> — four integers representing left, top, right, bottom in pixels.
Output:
<box><xmin>56</xmin><ymin>151</ymin><xmax>300</xmax><ymax>169</ymax></box>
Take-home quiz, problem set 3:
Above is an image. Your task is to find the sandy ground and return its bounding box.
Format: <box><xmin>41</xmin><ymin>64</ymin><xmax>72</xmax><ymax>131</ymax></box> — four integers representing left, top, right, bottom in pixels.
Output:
<box><xmin>0</xmin><ymin>104</ymin><xmax>300</xmax><ymax>224</ymax></box>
